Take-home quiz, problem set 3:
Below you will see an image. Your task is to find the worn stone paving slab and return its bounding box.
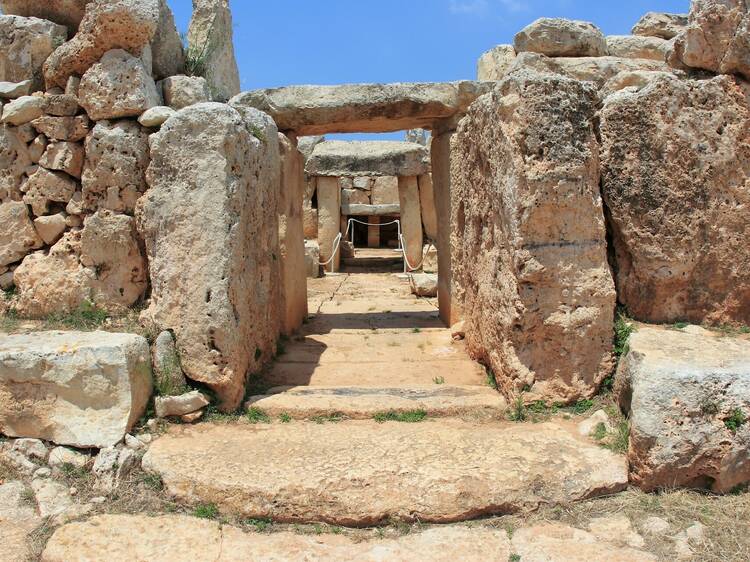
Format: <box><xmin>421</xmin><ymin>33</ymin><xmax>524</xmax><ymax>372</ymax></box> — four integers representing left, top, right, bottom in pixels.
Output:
<box><xmin>142</xmin><ymin>420</ymin><xmax>628</xmax><ymax>526</ymax></box>
<box><xmin>42</xmin><ymin>514</ymin><xmax>658</xmax><ymax>561</ymax></box>
<box><xmin>262</xmin><ymin>359</ymin><xmax>486</xmax><ymax>387</ymax></box>
<box><xmin>247</xmin><ymin>385</ymin><xmax>506</xmax><ymax>419</ymax></box>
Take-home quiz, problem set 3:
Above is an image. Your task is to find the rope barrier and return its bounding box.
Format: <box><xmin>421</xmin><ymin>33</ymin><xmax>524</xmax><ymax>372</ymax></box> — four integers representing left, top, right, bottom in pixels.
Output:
<box><xmin>317</xmin><ymin>232</ymin><xmax>343</xmax><ymax>266</ymax></box>
<box><xmin>400</xmin><ymin>235</ymin><xmax>434</xmax><ymax>273</ymax></box>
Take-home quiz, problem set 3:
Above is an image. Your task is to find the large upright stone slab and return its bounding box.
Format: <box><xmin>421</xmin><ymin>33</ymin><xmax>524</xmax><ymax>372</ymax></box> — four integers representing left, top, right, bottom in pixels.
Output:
<box><xmin>398</xmin><ymin>176</ymin><xmax>423</xmax><ymax>271</ymax></box>
<box><xmin>0</xmin><ymin>331</ymin><xmax>152</xmax><ymax>448</ymax></box>
<box><xmin>136</xmin><ymin>103</ymin><xmax>280</xmax><ymax>411</ymax></box>
<box><xmin>600</xmin><ymin>75</ymin><xmax>750</xmax><ymax>325</ymax></box>
<box><xmin>0</xmin><ymin>16</ymin><xmax>68</xmax><ymax>92</ymax></box>
<box><xmin>451</xmin><ymin>70</ymin><xmax>616</xmax><ymax>404</ymax></box>
<box><xmin>616</xmin><ymin>326</ymin><xmax>750</xmax><ymax>493</ymax></box>
<box><xmin>316</xmin><ymin>176</ymin><xmax>341</xmax><ymax>272</ymax></box>
<box><xmin>187</xmin><ymin>0</ymin><xmax>240</xmax><ymax>102</ymax></box>
<box><xmin>142</xmin><ymin>420</ymin><xmax>628</xmax><ymax>525</ymax></box>
<box><xmin>277</xmin><ymin>134</ymin><xmax>307</xmax><ymax>335</ymax></box>
<box><xmin>231</xmin><ymin>81</ymin><xmax>493</xmax><ymax>135</ymax></box>
<box><xmin>306</xmin><ymin>141</ymin><xmax>430</xmax><ymax>177</ymax></box>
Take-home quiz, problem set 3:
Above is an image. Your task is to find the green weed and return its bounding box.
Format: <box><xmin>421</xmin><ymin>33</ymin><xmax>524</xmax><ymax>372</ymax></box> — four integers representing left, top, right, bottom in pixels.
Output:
<box><xmin>247</xmin><ymin>407</ymin><xmax>270</xmax><ymax>424</ymax></box>
<box><xmin>279</xmin><ymin>412</ymin><xmax>292</xmax><ymax>423</ymax></box>
<box><xmin>193</xmin><ymin>503</ymin><xmax>219</xmax><ymax>519</ymax></box>
<box><xmin>373</xmin><ymin>410</ymin><xmax>427</xmax><ymax>423</ymax></box>
<box><xmin>614</xmin><ymin>309</ymin><xmax>635</xmax><ymax>357</ymax></box>
<box><xmin>433</xmin><ymin>376</ymin><xmax>445</xmax><ymax>385</ymax></box>
<box><xmin>725</xmin><ymin>409</ymin><xmax>747</xmax><ymax>433</ymax></box>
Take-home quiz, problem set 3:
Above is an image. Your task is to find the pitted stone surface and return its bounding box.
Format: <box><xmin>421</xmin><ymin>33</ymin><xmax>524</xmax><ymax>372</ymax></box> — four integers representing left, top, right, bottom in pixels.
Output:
<box><xmin>306</xmin><ymin>141</ymin><xmax>430</xmax><ymax>177</ymax></box>
<box><xmin>142</xmin><ymin>420</ymin><xmax>628</xmax><ymax>525</ymax></box>
<box><xmin>231</xmin><ymin>81</ymin><xmax>493</xmax><ymax>135</ymax></box>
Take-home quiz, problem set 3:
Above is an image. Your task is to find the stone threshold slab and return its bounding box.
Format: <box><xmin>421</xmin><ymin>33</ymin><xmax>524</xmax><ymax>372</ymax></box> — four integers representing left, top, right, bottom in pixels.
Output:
<box><xmin>142</xmin><ymin>420</ymin><xmax>629</xmax><ymax>526</ymax></box>
<box><xmin>245</xmin><ymin>385</ymin><xmax>507</xmax><ymax>419</ymax></box>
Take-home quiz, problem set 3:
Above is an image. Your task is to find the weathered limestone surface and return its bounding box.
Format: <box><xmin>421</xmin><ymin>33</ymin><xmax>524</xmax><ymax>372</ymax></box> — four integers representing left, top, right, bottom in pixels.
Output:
<box><xmin>0</xmin><ymin>331</ymin><xmax>152</xmax><ymax>448</ymax></box>
<box><xmin>0</xmin><ymin>480</ymin><xmax>41</xmax><ymax>562</ymax></box>
<box><xmin>31</xmin><ymin>115</ymin><xmax>91</xmax><ymax>142</ymax></box>
<box><xmin>606</xmin><ymin>35</ymin><xmax>670</xmax><ymax>61</ymax></box>
<box><xmin>150</xmin><ymin>0</ymin><xmax>185</xmax><ymax>80</ymax></box>
<box><xmin>600</xmin><ymin>75</ymin><xmax>750</xmax><ymax>324</ymax></box>
<box><xmin>38</xmin><ymin>140</ymin><xmax>84</xmax><ymax>178</ymax></box>
<box><xmin>278</xmin><ymin>134</ymin><xmax>307</xmax><ymax>335</ymax></box>
<box><xmin>306</xmin><ymin>141</ymin><xmax>431</xmax><ymax>177</ymax></box>
<box><xmin>82</xmin><ymin>119</ymin><xmax>150</xmax><ymax>213</ymax></box>
<box><xmin>671</xmin><ymin>0</ymin><xmax>750</xmax><ymax>79</ymax></box>
<box><xmin>137</xmin><ymin>105</ymin><xmax>174</xmax><ymax>127</ymax></box>
<box><xmin>142</xmin><ymin>420</ymin><xmax>627</xmax><ymax>525</ymax></box>
<box><xmin>0</xmin><ymin>202</ymin><xmax>43</xmax><ymax>267</ymax></box>
<box><xmin>418</xmin><ymin>173</ymin><xmax>437</xmax><ymax>241</ymax></box>
<box><xmin>14</xmin><ymin>210</ymin><xmax>147</xmax><ymax>316</ymax></box>
<box><xmin>1</xmin><ymin>95</ymin><xmax>45</xmax><ymax>126</ymax></box>
<box><xmin>451</xmin><ymin>70</ymin><xmax>616</xmax><ymax>403</ymax></box>
<box><xmin>410</xmin><ymin>273</ymin><xmax>437</xmax><ymax>297</ymax></box>
<box><xmin>340</xmin><ymin>203</ymin><xmax>399</xmax><ymax>216</ymax></box>
<box><xmin>0</xmin><ymin>126</ymin><xmax>32</xmax><ymax>201</ymax></box>
<box><xmin>22</xmin><ymin>167</ymin><xmax>77</xmax><ymax>216</ymax></box>
<box><xmin>616</xmin><ymin>326</ymin><xmax>750</xmax><ymax>493</ymax></box>
<box><xmin>0</xmin><ymin>0</ymin><xmax>91</xmax><ymax>34</ymax></box>
<box><xmin>316</xmin><ymin>176</ymin><xmax>341</xmax><ymax>272</ymax></box>
<box><xmin>0</xmin><ymin>80</ymin><xmax>31</xmax><ymax>99</ymax></box>
<box><xmin>507</xmin><ymin>52</ymin><xmax>673</xmax><ymax>86</ymax></box>
<box><xmin>232</xmin><ymin>81</ymin><xmax>493</xmax><ymax>135</ymax></box>
<box><xmin>43</xmin><ymin>0</ymin><xmax>161</xmax><ymax>88</ymax></box>
<box><xmin>33</xmin><ymin>213</ymin><xmax>67</xmax><ymax>245</ymax></box>
<box><xmin>79</xmin><ymin>50</ymin><xmax>161</xmax><ymax>121</ymax></box>
<box><xmin>632</xmin><ymin>12</ymin><xmax>688</xmax><ymax>39</ymax></box>
<box><xmin>514</xmin><ymin>18</ymin><xmax>608</xmax><ymax>57</ymax></box>
<box><xmin>187</xmin><ymin>0</ymin><xmax>240</xmax><ymax>101</ymax></box>
<box><xmin>477</xmin><ymin>44</ymin><xmax>517</xmax><ymax>81</ymax></box>
<box><xmin>371</xmin><ymin>175</ymin><xmax>399</xmax><ymax>206</ymax></box>
<box><xmin>42</xmin><ymin>515</ymin><xmax>659</xmax><ymax>562</ymax></box>
<box><xmin>398</xmin><ymin>176</ymin><xmax>423</xmax><ymax>270</ymax></box>
<box><xmin>136</xmin><ymin>103</ymin><xmax>280</xmax><ymax>411</ymax></box>
<box><xmin>160</xmin><ymin>75</ymin><xmax>211</xmax><ymax>110</ymax></box>
<box><xmin>0</xmin><ymin>16</ymin><xmax>68</xmax><ymax>91</ymax></box>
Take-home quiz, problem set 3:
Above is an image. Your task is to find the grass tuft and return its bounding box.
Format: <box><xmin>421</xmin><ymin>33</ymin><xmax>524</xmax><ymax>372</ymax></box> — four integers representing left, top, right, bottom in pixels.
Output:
<box><xmin>725</xmin><ymin>409</ymin><xmax>747</xmax><ymax>433</ymax></box>
<box><xmin>614</xmin><ymin>309</ymin><xmax>635</xmax><ymax>357</ymax></box>
<box><xmin>433</xmin><ymin>376</ymin><xmax>445</xmax><ymax>385</ymax></box>
<box><xmin>247</xmin><ymin>407</ymin><xmax>270</xmax><ymax>424</ymax></box>
<box><xmin>373</xmin><ymin>410</ymin><xmax>427</xmax><ymax>423</ymax></box>
<box><xmin>193</xmin><ymin>503</ymin><xmax>219</xmax><ymax>519</ymax></box>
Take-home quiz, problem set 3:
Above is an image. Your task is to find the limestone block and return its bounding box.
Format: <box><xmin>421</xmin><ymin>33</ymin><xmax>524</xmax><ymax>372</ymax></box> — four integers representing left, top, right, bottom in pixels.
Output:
<box><xmin>48</xmin><ymin>446</ymin><xmax>88</xmax><ymax>470</ymax></box>
<box><xmin>600</xmin><ymin>75</ymin><xmax>750</xmax><ymax>324</ymax></box>
<box><xmin>410</xmin><ymin>273</ymin><xmax>437</xmax><ymax>297</ymax></box>
<box><xmin>79</xmin><ymin>50</ymin><xmax>161</xmax><ymax>121</ymax></box>
<box><xmin>14</xmin><ymin>211</ymin><xmax>147</xmax><ymax>317</ymax></box>
<box><xmin>601</xmin><ymin>70</ymin><xmax>678</xmax><ymax>98</ymax></box>
<box><xmin>316</xmin><ymin>176</ymin><xmax>341</xmax><ymax>272</ymax></box>
<box><xmin>507</xmin><ymin>52</ymin><xmax>673</xmax><ymax>86</ymax></box>
<box><xmin>22</xmin><ymin>167</ymin><xmax>77</xmax><ymax>216</ymax></box>
<box><xmin>155</xmin><ymin>391</ymin><xmax>209</xmax><ymax>418</ymax></box>
<box><xmin>0</xmin><ymin>125</ymin><xmax>33</xmax><ymax>201</ymax></box>
<box><xmin>0</xmin><ymin>202</ymin><xmax>43</xmax><ymax>267</ymax></box>
<box><xmin>371</xmin><ymin>176</ymin><xmax>399</xmax><ymax>206</ymax></box>
<box><xmin>38</xmin><ymin>141</ymin><xmax>84</xmax><ymax>178</ymax></box>
<box><xmin>150</xmin><ymin>0</ymin><xmax>185</xmax><ymax>80</ymax></box>
<box><xmin>82</xmin><ymin>120</ymin><xmax>150</xmax><ymax>213</ymax></box>
<box><xmin>341</xmin><ymin>188</ymin><xmax>370</xmax><ymax>206</ymax></box>
<box><xmin>398</xmin><ymin>176</ymin><xmax>423</xmax><ymax>271</ymax></box>
<box><xmin>42</xmin><ymin>0</ymin><xmax>161</xmax><ymax>88</ymax></box>
<box><xmin>33</xmin><ymin>213</ymin><xmax>67</xmax><ymax>245</ymax></box>
<box><xmin>31</xmin><ymin>115</ymin><xmax>91</xmax><ymax>142</ymax></box>
<box><xmin>297</xmin><ymin>135</ymin><xmax>325</xmax><ymax>161</ymax></box>
<box><xmin>606</xmin><ymin>35</ymin><xmax>670</xmax><ymax>61</ymax></box>
<box><xmin>137</xmin><ymin>106</ymin><xmax>175</xmax><ymax>127</ymax></box>
<box><xmin>671</xmin><ymin>0</ymin><xmax>750</xmax><ymax>79</ymax></box>
<box><xmin>232</xmin><ymin>81</ymin><xmax>493</xmax><ymax>135</ymax></box>
<box><xmin>187</xmin><ymin>0</ymin><xmax>240</xmax><ymax>101</ymax></box>
<box><xmin>0</xmin><ymin>0</ymin><xmax>92</xmax><ymax>35</ymax></box>
<box><xmin>352</xmin><ymin>177</ymin><xmax>372</xmax><ymax>190</ymax></box>
<box><xmin>306</xmin><ymin>141</ymin><xmax>431</xmax><ymax>177</ymax></box>
<box><xmin>514</xmin><ymin>18</ymin><xmax>608</xmax><ymax>57</ymax></box>
<box><xmin>418</xmin><ymin>173</ymin><xmax>437</xmax><ymax>241</ymax></box>
<box><xmin>160</xmin><ymin>75</ymin><xmax>211</xmax><ymax>110</ymax></box>
<box><xmin>616</xmin><ymin>326</ymin><xmax>750</xmax><ymax>493</ymax></box>
<box><xmin>136</xmin><ymin>103</ymin><xmax>281</xmax><ymax>411</ymax></box>
<box><xmin>451</xmin><ymin>70</ymin><xmax>616</xmax><ymax>404</ymax></box>
<box><xmin>277</xmin><ymin>134</ymin><xmax>308</xmax><ymax>335</ymax></box>
<box><xmin>303</xmin><ymin>206</ymin><xmax>318</xmax><ymax>239</ymax></box>
<box><xmin>304</xmin><ymin>240</ymin><xmax>320</xmax><ymax>278</ymax></box>
<box><xmin>1</xmin><ymin>96</ymin><xmax>45</xmax><ymax>127</ymax></box>
<box><xmin>422</xmin><ymin>244</ymin><xmax>438</xmax><ymax>273</ymax></box>
<box><xmin>341</xmin><ymin>203</ymin><xmax>400</xmax><ymax>216</ymax></box>
<box><xmin>0</xmin><ymin>16</ymin><xmax>67</xmax><ymax>92</ymax></box>
<box><xmin>477</xmin><ymin>44</ymin><xmax>517</xmax><ymax>80</ymax></box>
<box><xmin>632</xmin><ymin>12</ymin><xmax>688</xmax><ymax>39</ymax></box>
<box><xmin>42</xmin><ymin>94</ymin><xmax>79</xmax><ymax>117</ymax></box>
<box><xmin>0</xmin><ymin>81</ymin><xmax>31</xmax><ymax>99</ymax></box>
<box><xmin>0</xmin><ymin>331</ymin><xmax>152</xmax><ymax>448</ymax></box>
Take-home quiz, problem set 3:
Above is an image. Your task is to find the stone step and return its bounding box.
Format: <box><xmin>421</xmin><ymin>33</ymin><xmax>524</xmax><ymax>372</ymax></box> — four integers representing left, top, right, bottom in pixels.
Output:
<box><xmin>246</xmin><ymin>385</ymin><xmax>506</xmax><ymax>419</ymax></box>
<box><xmin>262</xmin><ymin>359</ymin><xmax>487</xmax><ymax>387</ymax></box>
<box><xmin>42</xmin><ymin>514</ymin><xmax>658</xmax><ymax>561</ymax></box>
<box><xmin>142</xmin><ymin>420</ymin><xmax>628</xmax><ymax>526</ymax></box>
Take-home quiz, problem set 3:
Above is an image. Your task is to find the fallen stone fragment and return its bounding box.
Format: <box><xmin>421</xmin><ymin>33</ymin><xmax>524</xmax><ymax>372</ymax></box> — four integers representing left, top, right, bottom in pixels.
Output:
<box><xmin>410</xmin><ymin>273</ymin><xmax>438</xmax><ymax>297</ymax></box>
<box><xmin>142</xmin><ymin>420</ymin><xmax>627</xmax><ymax>525</ymax></box>
<box><xmin>92</xmin><ymin>446</ymin><xmax>138</xmax><ymax>491</ymax></box>
<box><xmin>616</xmin><ymin>325</ymin><xmax>750</xmax><ymax>492</ymax></box>
<box><xmin>577</xmin><ymin>409</ymin><xmax>612</xmax><ymax>437</ymax></box>
<box><xmin>137</xmin><ymin>105</ymin><xmax>175</xmax><ymax>127</ymax></box>
<box><xmin>180</xmin><ymin>410</ymin><xmax>204</xmax><ymax>423</ymax></box>
<box><xmin>514</xmin><ymin>18</ymin><xmax>608</xmax><ymax>57</ymax></box>
<box><xmin>0</xmin><ymin>331</ymin><xmax>152</xmax><ymax>449</ymax></box>
<box><xmin>11</xmin><ymin>438</ymin><xmax>48</xmax><ymax>462</ymax></box>
<box><xmin>31</xmin><ymin>478</ymin><xmax>92</xmax><ymax>524</ymax></box>
<box><xmin>79</xmin><ymin>50</ymin><xmax>161</xmax><ymax>121</ymax></box>
<box><xmin>48</xmin><ymin>447</ymin><xmax>89</xmax><ymax>470</ymax></box>
<box><xmin>154</xmin><ymin>390</ymin><xmax>209</xmax><ymax>418</ymax></box>
<box><xmin>1</xmin><ymin>96</ymin><xmax>45</xmax><ymax>126</ymax></box>
<box><xmin>632</xmin><ymin>12</ymin><xmax>688</xmax><ymax>39</ymax></box>
<box><xmin>0</xmin><ymin>80</ymin><xmax>31</xmax><ymax>99</ymax></box>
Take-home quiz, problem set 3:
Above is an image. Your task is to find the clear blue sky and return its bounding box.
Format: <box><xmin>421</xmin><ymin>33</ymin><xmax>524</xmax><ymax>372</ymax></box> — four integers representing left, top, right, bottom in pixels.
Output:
<box><xmin>170</xmin><ymin>1</ymin><xmax>688</xmax><ymax>139</ymax></box>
